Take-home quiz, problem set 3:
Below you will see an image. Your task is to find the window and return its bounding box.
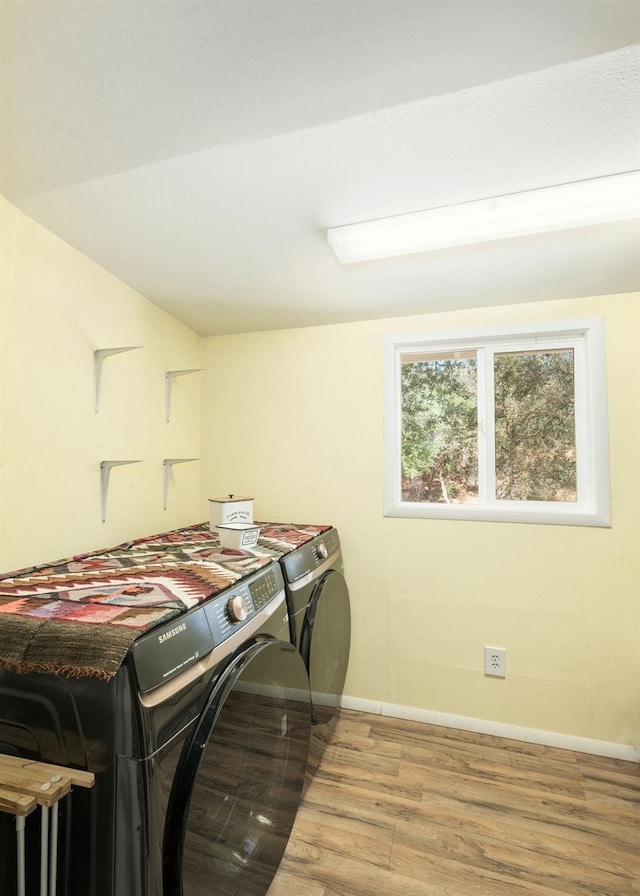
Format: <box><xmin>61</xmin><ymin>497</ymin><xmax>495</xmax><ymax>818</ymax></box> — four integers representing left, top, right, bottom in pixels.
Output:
<box><xmin>384</xmin><ymin>319</ymin><xmax>611</xmax><ymax>526</ymax></box>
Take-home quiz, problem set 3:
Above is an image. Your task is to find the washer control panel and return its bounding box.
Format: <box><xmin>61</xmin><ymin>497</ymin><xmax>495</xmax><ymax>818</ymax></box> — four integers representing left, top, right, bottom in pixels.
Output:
<box><xmin>131</xmin><ymin>606</ymin><xmax>214</xmax><ymax>694</ymax></box>
<box><xmin>205</xmin><ymin>563</ymin><xmax>283</xmax><ymax>643</ymax></box>
<box><xmin>130</xmin><ymin>562</ymin><xmax>284</xmax><ymax>693</ymax></box>
<box><xmin>249</xmin><ymin>565</ymin><xmax>281</xmax><ymax>610</ymax></box>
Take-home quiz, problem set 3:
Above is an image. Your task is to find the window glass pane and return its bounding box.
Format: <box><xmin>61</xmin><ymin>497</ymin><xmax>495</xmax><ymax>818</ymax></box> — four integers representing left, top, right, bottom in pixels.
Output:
<box><xmin>494</xmin><ymin>349</ymin><xmax>576</xmax><ymax>502</ymax></box>
<box><xmin>401</xmin><ymin>352</ymin><xmax>478</xmax><ymax>504</ymax></box>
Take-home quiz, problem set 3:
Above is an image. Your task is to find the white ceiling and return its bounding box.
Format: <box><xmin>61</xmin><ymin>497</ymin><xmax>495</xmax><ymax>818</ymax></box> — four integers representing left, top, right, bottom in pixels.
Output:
<box><xmin>2</xmin><ymin>1</ymin><xmax>639</xmax><ymax>336</ymax></box>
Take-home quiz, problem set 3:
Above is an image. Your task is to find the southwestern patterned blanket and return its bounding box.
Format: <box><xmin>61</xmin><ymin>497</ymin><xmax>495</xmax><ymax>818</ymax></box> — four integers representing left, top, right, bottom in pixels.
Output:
<box><xmin>0</xmin><ymin>522</ymin><xmax>329</xmax><ymax>681</ymax></box>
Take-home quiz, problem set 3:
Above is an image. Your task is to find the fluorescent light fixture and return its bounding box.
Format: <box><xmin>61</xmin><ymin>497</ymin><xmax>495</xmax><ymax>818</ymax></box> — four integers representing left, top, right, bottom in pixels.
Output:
<box><xmin>327</xmin><ymin>170</ymin><xmax>640</xmax><ymax>264</ymax></box>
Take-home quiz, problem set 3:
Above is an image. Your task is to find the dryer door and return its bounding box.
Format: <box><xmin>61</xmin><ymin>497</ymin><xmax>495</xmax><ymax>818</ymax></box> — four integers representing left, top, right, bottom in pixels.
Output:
<box><xmin>163</xmin><ymin>638</ymin><xmax>311</xmax><ymax>896</ymax></box>
<box><xmin>299</xmin><ymin>569</ymin><xmax>351</xmax><ymax>728</ymax></box>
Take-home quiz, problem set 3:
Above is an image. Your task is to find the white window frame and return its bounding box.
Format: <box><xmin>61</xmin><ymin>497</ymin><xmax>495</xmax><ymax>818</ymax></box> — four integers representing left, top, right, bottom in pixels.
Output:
<box><xmin>384</xmin><ymin>318</ymin><xmax>611</xmax><ymax>527</ymax></box>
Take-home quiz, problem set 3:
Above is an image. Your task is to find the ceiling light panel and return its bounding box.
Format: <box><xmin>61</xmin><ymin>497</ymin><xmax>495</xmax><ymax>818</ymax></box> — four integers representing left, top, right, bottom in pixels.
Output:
<box><xmin>327</xmin><ymin>171</ymin><xmax>640</xmax><ymax>264</ymax></box>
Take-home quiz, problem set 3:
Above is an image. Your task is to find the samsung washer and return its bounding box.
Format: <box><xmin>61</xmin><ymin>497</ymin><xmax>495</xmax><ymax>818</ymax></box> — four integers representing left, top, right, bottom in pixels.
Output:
<box><xmin>0</xmin><ymin>561</ymin><xmax>311</xmax><ymax>896</ymax></box>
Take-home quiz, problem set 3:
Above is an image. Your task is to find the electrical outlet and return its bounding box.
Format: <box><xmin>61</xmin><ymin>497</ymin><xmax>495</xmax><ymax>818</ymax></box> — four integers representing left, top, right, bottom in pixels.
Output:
<box><xmin>484</xmin><ymin>646</ymin><xmax>506</xmax><ymax>678</ymax></box>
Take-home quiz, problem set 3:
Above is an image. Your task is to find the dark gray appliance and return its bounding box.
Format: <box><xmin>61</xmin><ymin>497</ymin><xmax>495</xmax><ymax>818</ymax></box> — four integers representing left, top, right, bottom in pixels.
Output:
<box><xmin>279</xmin><ymin>528</ymin><xmax>350</xmax><ymax>769</ymax></box>
<box><xmin>0</xmin><ymin>561</ymin><xmax>311</xmax><ymax>896</ymax></box>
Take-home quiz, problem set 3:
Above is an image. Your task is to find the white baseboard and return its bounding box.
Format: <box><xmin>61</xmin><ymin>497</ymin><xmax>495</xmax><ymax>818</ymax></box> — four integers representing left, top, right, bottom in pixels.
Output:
<box><xmin>341</xmin><ymin>696</ymin><xmax>640</xmax><ymax>763</ymax></box>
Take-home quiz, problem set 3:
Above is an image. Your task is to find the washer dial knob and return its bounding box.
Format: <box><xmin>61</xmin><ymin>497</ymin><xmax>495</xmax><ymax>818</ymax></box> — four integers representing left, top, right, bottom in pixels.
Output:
<box><xmin>317</xmin><ymin>542</ymin><xmax>329</xmax><ymax>560</ymax></box>
<box><xmin>227</xmin><ymin>595</ymin><xmax>249</xmax><ymax>622</ymax></box>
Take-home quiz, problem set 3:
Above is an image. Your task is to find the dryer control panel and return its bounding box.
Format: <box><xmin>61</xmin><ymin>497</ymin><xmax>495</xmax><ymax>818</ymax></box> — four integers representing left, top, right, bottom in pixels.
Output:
<box><xmin>282</xmin><ymin>529</ymin><xmax>340</xmax><ymax>584</ymax></box>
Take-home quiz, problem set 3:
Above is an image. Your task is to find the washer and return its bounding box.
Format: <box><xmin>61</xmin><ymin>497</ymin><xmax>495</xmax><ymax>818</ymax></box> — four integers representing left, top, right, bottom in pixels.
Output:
<box><xmin>278</xmin><ymin>528</ymin><xmax>351</xmax><ymax>768</ymax></box>
<box><xmin>0</xmin><ymin>561</ymin><xmax>311</xmax><ymax>896</ymax></box>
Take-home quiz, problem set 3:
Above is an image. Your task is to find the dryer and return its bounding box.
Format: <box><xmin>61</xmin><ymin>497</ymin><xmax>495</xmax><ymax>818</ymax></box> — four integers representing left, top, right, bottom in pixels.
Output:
<box><xmin>278</xmin><ymin>528</ymin><xmax>351</xmax><ymax>768</ymax></box>
<box><xmin>0</xmin><ymin>561</ymin><xmax>311</xmax><ymax>896</ymax></box>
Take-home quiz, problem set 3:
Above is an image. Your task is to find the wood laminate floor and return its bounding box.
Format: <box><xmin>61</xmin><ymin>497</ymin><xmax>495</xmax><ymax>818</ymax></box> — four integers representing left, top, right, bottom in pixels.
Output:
<box><xmin>268</xmin><ymin>709</ymin><xmax>640</xmax><ymax>896</ymax></box>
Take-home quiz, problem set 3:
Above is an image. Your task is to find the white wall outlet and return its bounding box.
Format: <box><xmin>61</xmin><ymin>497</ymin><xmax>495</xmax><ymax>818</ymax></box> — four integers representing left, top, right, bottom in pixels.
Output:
<box><xmin>484</xmin><ymin>646</ymin><xmax>506</xmax><ymax>678</ymax></box>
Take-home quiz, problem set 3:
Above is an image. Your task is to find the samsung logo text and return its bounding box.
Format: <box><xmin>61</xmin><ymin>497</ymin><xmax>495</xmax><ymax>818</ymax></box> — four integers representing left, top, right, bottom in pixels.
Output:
<box><xmin>158</xmin><ymin>623</ymin><xmax>187</xmax><ymax>644</ymax></box>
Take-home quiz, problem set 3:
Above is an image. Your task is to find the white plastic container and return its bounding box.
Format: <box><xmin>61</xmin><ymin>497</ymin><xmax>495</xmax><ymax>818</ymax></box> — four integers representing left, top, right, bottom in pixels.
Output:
<box><xmin>216</xmin><ymin>523</ymin><xmax>260</xmax><ymax>550</ymax></box>
<box><xmin>208</xmin><ymin>495</ymin><xmax>254</xmax><ymax>528</ymax></box>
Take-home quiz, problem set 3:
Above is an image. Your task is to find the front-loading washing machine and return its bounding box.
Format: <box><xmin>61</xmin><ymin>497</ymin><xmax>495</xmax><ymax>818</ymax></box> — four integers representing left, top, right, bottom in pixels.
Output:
<box><xmin>0</xmin><ymin>561</ymin><xmax>311</xmax><ymax>896</ymax></box>
<box><xmin>259</xmin><ymin>526</ymin><xmax>351</xmax><ymax>772</ymax></box>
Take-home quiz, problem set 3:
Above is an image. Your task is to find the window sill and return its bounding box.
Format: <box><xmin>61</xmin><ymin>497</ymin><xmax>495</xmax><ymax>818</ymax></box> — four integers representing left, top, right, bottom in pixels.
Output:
<box><xmin>384</xmin><ymin>501</ymin><xmax>611</xmax><ymax>528</ymax></box>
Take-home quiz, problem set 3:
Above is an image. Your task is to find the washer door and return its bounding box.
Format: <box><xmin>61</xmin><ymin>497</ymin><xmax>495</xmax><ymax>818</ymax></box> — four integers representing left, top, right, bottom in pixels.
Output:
<box><xmin>163</xmin><ymin>638</ymin><xmax>311</xmax><ymax>896</ymax></box>
<box><xmin>299</xmin><ymin>569</ymin><xmax>351</xmax><ymax>728</ymax></box>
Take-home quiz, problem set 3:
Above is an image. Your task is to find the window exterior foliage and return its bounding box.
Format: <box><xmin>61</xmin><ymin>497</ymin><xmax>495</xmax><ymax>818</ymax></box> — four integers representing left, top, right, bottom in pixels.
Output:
<box><xmin>385</xmin><ymin>319</ymin><xmax>610</xmax><ymax>527</ymax></box>
<box><xmin>493</xmin><ymin>350</ymin><xmax>576</xmax><ymax>502</ymax></box>
<box><xmin>401</xmin><ymin>354</ymin><xmax>478</xmax><ymax>504</ymax></box>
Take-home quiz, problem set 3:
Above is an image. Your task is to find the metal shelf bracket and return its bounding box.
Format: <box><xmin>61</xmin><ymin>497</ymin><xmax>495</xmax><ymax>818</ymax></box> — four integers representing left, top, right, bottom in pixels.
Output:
<box><xmin>94</xmin><ymin>347</ymin><xmax>142</xmax><ymax>412</ymax></box>
<box><xmin>162</xmin><ymin>458</ymin><xmax>198</xmax><ymax>510</ymax></box>
<box><xmin>100</xmin><ymin>460</ymin><xmax>143</xmax><ymax>522</ymax></box>
<box><xmin>165</xmin><ymin>369</ymin><xmax>204</xmax><ymax>422</ymax></box>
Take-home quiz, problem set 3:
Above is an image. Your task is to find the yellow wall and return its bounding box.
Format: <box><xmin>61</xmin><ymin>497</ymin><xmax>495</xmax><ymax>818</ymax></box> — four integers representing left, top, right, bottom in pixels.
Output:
<box><xmin>0</xmin><ymin>196</ymin><xmax>203</xmax><ymax>569</ymax></box>
<box><xmin>200</xmin><ymin>293</ymin><xmax>640</xmax><ymax>749</ymax></box>
<box><xmin>1</xmin><ymin>193</ymin><xmax>638</xmax><ymax>751</ymax></box>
